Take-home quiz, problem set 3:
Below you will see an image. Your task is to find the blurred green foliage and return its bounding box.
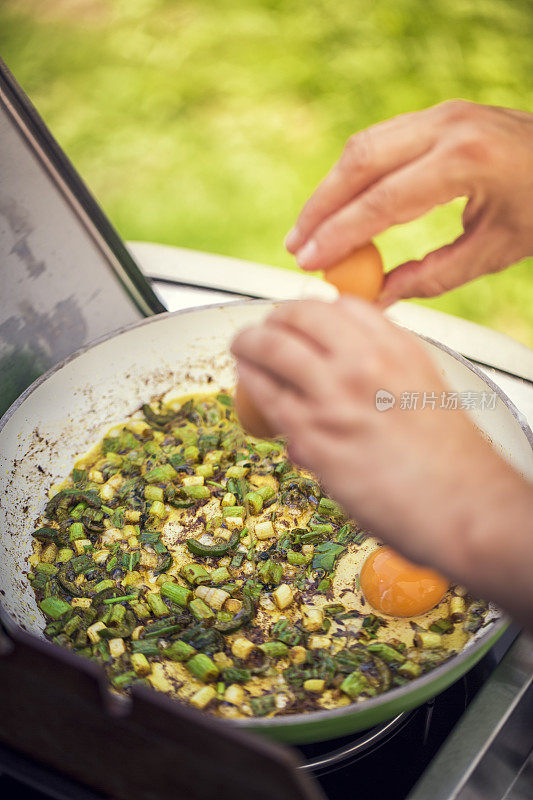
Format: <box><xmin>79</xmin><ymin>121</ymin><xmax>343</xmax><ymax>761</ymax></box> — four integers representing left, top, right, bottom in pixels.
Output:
<box><xmin>1</xmin><ymin>0</ymin><xmax>532</xmax><ymax>343</ymax></box>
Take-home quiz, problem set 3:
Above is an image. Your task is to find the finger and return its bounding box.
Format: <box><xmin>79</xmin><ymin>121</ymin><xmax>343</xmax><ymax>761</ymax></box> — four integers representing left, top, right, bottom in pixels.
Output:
<box><xmin>268</xmin><ymin>298</ymin><xmax>389</xmax><ymax>353</ymax></box>
<box><xmin>295</xmin><ymin>152</ymin><xmax>465</xmax><ymax>271</ymax></box>
<box><xmin>231</xmin><ymin>322</ymin><xmax>330</xmax><ymax>399</ymax></box>
<box><xmin>335</xmin><ymin>296</ymin><xmax>396</xmax><ymax>339</ymax></box>
<box><xmin>236</xmin><ymin>361</ymin><xmax>347</xmax><ymax>473</ymax></box>
<box><xmin>285</xmin><ymin>108</ymin><xmax>441</xmax><ymax>254</ymax></box>
<box><xmin>235</xmin><ymin>360</ymin><xmax>309</xmax><ymax>436</ymax></box>
<box><xmin>376</xmin><ymin>228</ymin><xmax>491</xmax><ymax>305</ymax></box>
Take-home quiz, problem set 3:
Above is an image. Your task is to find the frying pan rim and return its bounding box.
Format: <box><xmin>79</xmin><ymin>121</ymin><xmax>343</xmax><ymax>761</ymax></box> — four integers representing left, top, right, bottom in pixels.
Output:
<box><xmin>0</xmin><ymin>299</ymin><xmax>529</xmax><ymax>730</ymax></box>
<box><xmin>2</xmin><ymin>299</ymin><xmax>532</xmax><ymax>450</ymax></box>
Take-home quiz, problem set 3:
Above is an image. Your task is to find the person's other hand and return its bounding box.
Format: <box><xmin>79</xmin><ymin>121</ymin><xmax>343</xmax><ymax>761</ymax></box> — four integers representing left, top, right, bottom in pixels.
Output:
<box><xmin>285</xmin><ymin>101</ymin><xmax>533</xmax><ymax>306</ymax></box>
<box><xmin>231</xmin><ymin>298</ymin><xmax>533</xmax><ymax>625</ymax></box>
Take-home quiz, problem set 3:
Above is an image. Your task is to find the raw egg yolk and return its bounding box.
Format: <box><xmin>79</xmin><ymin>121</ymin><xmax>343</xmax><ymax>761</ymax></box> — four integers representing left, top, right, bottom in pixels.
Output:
<box><xmin>234</xmin><ymin>383</ymin><xmax>274</xmax><ymax>439</ymax></box>
<box><xmin>360</xmin><ymin>546</ymin><xmax>448</xmax><ymax>618</ymax></box>
<box><xmin>325</xmin><ymin>242</ymin><xmax>384</xmax><ymax>301</ymax></box>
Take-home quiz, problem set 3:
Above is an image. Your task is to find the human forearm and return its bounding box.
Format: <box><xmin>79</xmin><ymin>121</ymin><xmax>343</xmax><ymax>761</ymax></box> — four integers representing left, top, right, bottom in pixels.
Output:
<box><xmin>232</xmin><ymin>297</ymin><xmax>533</xmax><ymax>628</ymax></box>
<box><xmin>438</xmin><ymin>460</ymin><xmax>533</xmax><ymax>628</ymax></box>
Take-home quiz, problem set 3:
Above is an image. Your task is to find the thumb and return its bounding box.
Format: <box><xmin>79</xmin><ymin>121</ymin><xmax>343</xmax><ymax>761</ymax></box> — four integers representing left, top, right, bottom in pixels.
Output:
<box><xmin>376</xmin><ymin>230</ymin><xmax>487</xmax><ymax>308</ymax></box>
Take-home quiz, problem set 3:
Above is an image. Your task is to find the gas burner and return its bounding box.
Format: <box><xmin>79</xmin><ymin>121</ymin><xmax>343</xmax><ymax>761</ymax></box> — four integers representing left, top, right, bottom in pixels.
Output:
<box><xmin>297</xmin><ymin>711</ymin><xmax>414</xmax><ymax>775</ymax></box>
<box><xmin>294</xmin><ymin>669</ymin><xmax>474</xmax><ymax>799</ymax></box>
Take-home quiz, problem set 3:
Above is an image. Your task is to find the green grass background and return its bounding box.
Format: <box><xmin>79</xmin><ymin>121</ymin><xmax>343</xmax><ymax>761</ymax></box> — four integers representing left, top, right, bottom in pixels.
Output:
<box><xmin>2</xmin><ymin>0</ymin><xmax>532</xmax><ymax>344</ymax></box>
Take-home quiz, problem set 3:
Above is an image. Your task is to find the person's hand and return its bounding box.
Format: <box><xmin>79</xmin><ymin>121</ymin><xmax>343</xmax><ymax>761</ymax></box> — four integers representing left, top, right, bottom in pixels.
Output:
<box><xmin>231</xmin><ymin>298</ymin><xmax>533</xmax><ymax>625</ymax></box>
<box><xmin>284</xmin><ymin>100</ymin><xmax>533</xmax><ymax>306</ymax></box>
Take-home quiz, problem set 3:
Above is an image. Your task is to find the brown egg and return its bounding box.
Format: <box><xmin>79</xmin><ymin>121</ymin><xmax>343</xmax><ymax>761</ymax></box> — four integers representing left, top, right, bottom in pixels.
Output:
<box><xmin>326</xmin><ymin>242</ymin><xmax>384</xmax><ymax>301</ymax></box>
<box><xmin>234</xmin><ymin>382</ymin><xmax>274</xmax><ymax>438</ymax></box>
<box><xmin>235</xmin><ymin>243</ymin><xmax>383</xmax><ymax>435</ymax></box>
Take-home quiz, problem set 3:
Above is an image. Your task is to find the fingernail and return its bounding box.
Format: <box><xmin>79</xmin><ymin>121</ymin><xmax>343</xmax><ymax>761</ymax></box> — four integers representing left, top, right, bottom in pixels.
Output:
<box><xmin>284</xmin><ymin>227</ymin><xmax>300</xmax><ymax>252</ymax></box>
<box><xmin>296</xmin><ymin>239</ymin><xmax>318</xmax><ymax>268</ymax></box>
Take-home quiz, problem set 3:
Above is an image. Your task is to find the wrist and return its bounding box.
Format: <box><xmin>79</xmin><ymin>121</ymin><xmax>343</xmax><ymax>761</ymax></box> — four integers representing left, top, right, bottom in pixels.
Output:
<box><xmin>432</xmin><ymin>455</ymin><xmax>533</xmax><ymax>624</ymax></box>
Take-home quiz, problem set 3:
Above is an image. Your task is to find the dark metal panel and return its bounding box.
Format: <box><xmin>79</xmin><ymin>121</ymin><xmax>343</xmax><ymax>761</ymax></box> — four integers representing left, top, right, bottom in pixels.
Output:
<box><xmin>406</xmin><ymin>633</ymin><xmax>533</xmax><ymax>800</ymax></box>
<box><xmin>0</xmin><ymin>620</ymin><xmax>325</xmax><ymax>800</ymax></box>
<box><xmin>0</xmin><ymin>58</ymin><xmax>165</xmax><ymax>416</ymax></box>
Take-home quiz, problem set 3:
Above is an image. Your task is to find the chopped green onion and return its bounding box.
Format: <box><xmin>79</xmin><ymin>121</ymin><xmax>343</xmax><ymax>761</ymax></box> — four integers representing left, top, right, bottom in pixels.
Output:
<box><xmin>130</xmin><ymin>601</ymin><xmax>151</xmax><ymax>619</ymax></box>
<box><xmin>362</xmin><ymin>614</ymin><xmax>384</xmax><ymax>636</ymax></box>
<box><xmin>106</xmin><ymin>555</ymin><xmax>118</xmax><ymax>573</ymax></box>
<box><xmin>335</xmin><ymin>523</ymin><xmax>358</xmax><ymax>544</ymax></box>
<box><xmin>322</xmin><ymin>604</ymin><xmax>344</xmax><ymax>617</ymax></box>
<box><xmin>180</xmin><ymin>563</ymin><xmax>211</xmax><ymax>585</ymax></box>
<box><xmin>112</xmin><ymin>670</ymin><xmax>137</xmax><ymax>688</ymax></box>
<box><xmin>93</xmin><ymin>579</ymin><xmax>115</xmax><ymax>594</ymax></box>
<box><xmin>186</xmin><ymin>653</ymin><xmax>219</xmax><ymax>682</ymax></box>
<box><xmin>144</xmin><ymin>624</ymin><xmax>181</xmax><ymax>639</ymax></box>
<box><xmin>63</xmin><ymin>614</ymin><xmax>82</xmax><ymax>637</ymax></box>
<box><xmin>145</xmin><ymin>592</ymin><xmax>169</xmax><ymax>618</ymax></box>
<box><xmin>245</xmin><ymin>492</ymin><xmax>263</xmax><ymax>515</ymax></box>
<box><xmin>70</xmin><ymin>502</ymin><xmax>86</xmax><ymax>520</ymax></box>
<box><xmin>225</xmin><ymin>465</ymin><xmax>249</xmax><ymax>479</ymax></box>
<box><xmin>68</xmin><ymin>522</ymin><xmax>85</xmax><ymax>541</ymax></box>
<box><xmin>72</xmin><ymin>468</ymin><xmax>87</xmax><ymax>484</ymax></box>
<box><xmin>144</xmin><ymin>485</ymin><xmax>164</xmax><ymax>503</ymax></box>
<box><xmin>230</xmin><ymin>552</ymin><xmax>245</xmax><ymax>568</ymax></box>
<box><xmin>195</xmin><ymin>464</ymin><xmax>214</xmax><ymax>478</ymax></box>
<box><xmin>139</xmin><ymin>531</ymin><xmax>160</xmax><ymax>544</ymax></box>
<box><xmin>340</xmin><ymin>670</ymin><xmax>374</xmax><ymax>698</ymax></box>
<box><xmin>287</xmin><ymin>550</ymin><xmax>307</xmax><ymax>567</ymax></box>
<box><xmin>398</xmin><ymin>660</ymin><xmax>422</xmax><ymax>678</ymax></box>
<box><xmin>317</xmin><ymin>497</ymin><xmax>345</xmax><ymax>519</ymax></box>
<box><xmin>308</xmin><ymin>523</ymin><xmax>334</xmax><ymax>536</ymax></box>
<box><xmin>429</xmin><ymin>618</ymin><xmax>454</xmax><ymax>634</ymax></box>
<box><xmin>270</xmin><ymin>619</ymin><xmax>303</xmax><ymax>646</ymax></box>
<box><xmin>39</xmin><ymin>596</ymin><xmax>71</xmax><ymax>620</ymax></box>
<box><xmin>132</xmin><ymin>639</ymin><xmax>159</xmax><ymax>657</ymax></box>
<box><xmin>258</xmin><ymin>641</ymin><xmax>288</xmax><ymax>658</ymax></box>
<box><xmin>182</xmin><ymin>484</ymin><xmax>210</xmax><ymax>500</ymax></box>
<box><xmin>221</xmin><ymin>667</ymin><xmax>251</xmax><ymax>683</ymax></box>
<box><xmin>206</xmin><ymin>514</ymin><xmax>224</xmax><ymax>531</ymax></box>
<box><xmin>367</xmin><ymin>642</ymin><xmax>405</xmax><ymax>663</ymax></box>
<box><xmin>145</xmin><ymin>464</ymin><xmax>178</xmax><ymax>484</ymax></box>
<box><xmin>210</xmin><ymin>567</ymin><xmax>231</xmax><ymax>584</ymax></box>
<box><xmin>123</xmin><ymin>551</ymin><xmax>141</xmax><ymax>572</ymax></box>
<box><xmin>163</xmin><ymin>640</ymin><xmax>196</xmax><ymax>661</ymax></box>
<box><xmin>250</xmin><ymin>695</ymin><xmax>276</xmax><ymax>717</ymax></box>
<box><xmin>274</xmin><ymin>461</ymin><xmax>291</xmax><ymax>478</ymax></box>
<box><xmin>56</xmin><ymin>548</ymin><xmax>74</xmax><ymax>563</ymax></box>
<box><xmin>312</xmin><ymin>542</ymin><xmax>345</xmax><ymax>572</ymax></box>
<box><xmin>317</xmin><ymin>577</ymin><xmax>332</xmax><ymax>593</ymax></box>
<box><xmin>103</xmin><ymin>593</ymin><xmax>137</xmax><ymax>605</ymax></box>
<box><xmin>186</xmin><ymin>531</ymin><xmax>239</xmax><ymax>558</ymax></box>
<box><xmin>160</xmin><ymin>582</ymin><xmax>192</xmax><ymax>607</ymax></box>
<box><xmin>254</xmin><ymin>441</ymin><xmax>282</xmax><ymax>457</ymax></box>
<box><xmin>222</xmin><ymin>505</ymin><xmax>245</xmax><ymax>518</ymax></box>
<box><xmin>149</xmin><ymin>500</ymin><xmax>167</xmax><ymax>519</ymax></box>
<box><xmin>256</xmin><ymin>485</ymin><xmax>276</xmax><ymax>501</ymax></box>
<box><xmin>111</xmin><ymin>507</ymin><xmax>126</xmax><ymax>528</ymax></box>
<box><xmin>35</xmin><ymin>562</ymin><xmax>59</xmax><ymax>576</ymax></box>
<box><xmin>183</xmin><ymin>445</ymin><xmax>200</xmax><ymax>463</ymax></box>
<box><xmin>189</xmin><ymin>598</ymin><xmax>215</xmax><ymax>621</ymax></box>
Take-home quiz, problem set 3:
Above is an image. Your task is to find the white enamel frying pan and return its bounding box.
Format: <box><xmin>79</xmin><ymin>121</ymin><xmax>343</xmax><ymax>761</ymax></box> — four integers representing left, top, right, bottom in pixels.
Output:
<box><xmin>0</xmin><ymin>302</ymin><xmax>531</xmax><ymax>743</ymax></box>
